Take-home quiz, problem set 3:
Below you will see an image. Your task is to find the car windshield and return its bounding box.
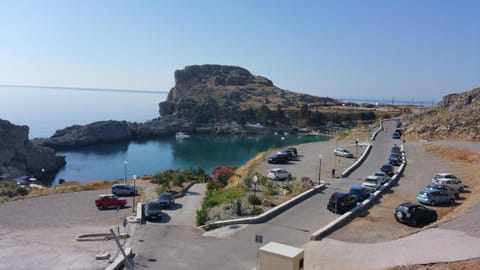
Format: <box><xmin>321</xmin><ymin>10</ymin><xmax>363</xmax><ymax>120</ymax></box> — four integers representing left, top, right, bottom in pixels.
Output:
<box><xmin>159</xmin><ymin>194</ymin><xmax>172</xmax><ymax>200</ymax></box>
<box><xmin>364</xmin><ymin>179</ymin><xmax>377</xmax><ymax>185</ymax></box>
<box><xmin>147</xmin><ymin>202</ymin><xmax>161</xmax><ymax>210</ymax></box>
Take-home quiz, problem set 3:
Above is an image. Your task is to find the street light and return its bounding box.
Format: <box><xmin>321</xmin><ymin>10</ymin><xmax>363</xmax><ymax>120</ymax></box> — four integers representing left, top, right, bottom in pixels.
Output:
<box><xmin>132</xmin><ymin>174</ymin><xmax>137</xmax><ymax>213</ymax></box>
<box><xmin>252</xmin><ymin>175</ymin><xmax>258</xmax><ymax>216</ymax></box>
<box><xmin>318</xmin><ymin>154</ymin><xmax>322</xmax><ymax>184</ymax></box>
<box><xmin>355</xmin><ymin>138</ymin><xmax>359</xmax><ymax>160</ymax></box>
<box><xmin>124</xmin><ymin>160</ymin><xmax>128</xmax><ymax>184</ymax></box>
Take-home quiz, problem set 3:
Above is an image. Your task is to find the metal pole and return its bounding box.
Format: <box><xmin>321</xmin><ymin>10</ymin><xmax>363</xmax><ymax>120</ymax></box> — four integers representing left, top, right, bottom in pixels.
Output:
<box><xmin>132</xmin><ymin>175</ymin><xmax>137</xmax><ymax>213</ymax></box>
<box><xmin>253</xmin><ymin>182</ymin><xmax>257</xmax><ymax>216</ymax></box>
<box><xmin>318</xmin><ymin>155</ymin><xmax>322</xmax><ymax>183</ymax></box>
<box><xmin>124</xmin><ymin>160</ymin><xmax>127</xmax><ymax>184</ymax></box>
<box><xmin>110</xmin><ymin>229</ymin><xmax>134</xmax><ymax>270</ymax></box>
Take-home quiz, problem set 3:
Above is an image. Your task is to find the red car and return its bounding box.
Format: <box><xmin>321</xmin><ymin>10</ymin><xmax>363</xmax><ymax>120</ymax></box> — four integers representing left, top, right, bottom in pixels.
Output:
<box><xmin>95</xmin><ymin>194</ymin><xmax>127</xmax><ymax>210</ymax></box>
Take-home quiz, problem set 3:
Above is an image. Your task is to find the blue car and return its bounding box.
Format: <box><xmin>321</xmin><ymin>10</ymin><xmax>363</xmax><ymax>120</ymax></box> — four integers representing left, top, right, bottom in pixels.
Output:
<box><xmin>349</xmin><ymin>185</ymin><xmax>371</xmax><ymax>202</ymax></box>
<box><xmin>417</xmin><ymin>189</ymin><xmax>455</xmax><ymax>206</ymax></box>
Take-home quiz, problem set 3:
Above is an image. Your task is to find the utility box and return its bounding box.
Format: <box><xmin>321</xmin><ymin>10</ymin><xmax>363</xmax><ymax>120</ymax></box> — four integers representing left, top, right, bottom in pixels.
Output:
<box><xmin>259</xmin><ymin>242</ymin><xmax>304</xmax><ymax>270</ymax></box>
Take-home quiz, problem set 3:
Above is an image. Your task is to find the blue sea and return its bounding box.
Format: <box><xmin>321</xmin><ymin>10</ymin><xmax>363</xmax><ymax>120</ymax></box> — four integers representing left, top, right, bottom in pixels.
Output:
<box><xmin>0</xmin><ymin>85</ymin><xmax>328</xmax><ymax>186</ymax></box>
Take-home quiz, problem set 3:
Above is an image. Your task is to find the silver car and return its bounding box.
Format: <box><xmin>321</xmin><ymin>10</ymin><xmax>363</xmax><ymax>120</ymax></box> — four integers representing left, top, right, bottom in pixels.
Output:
<box><xmin>111</xmin><ymin>184</ymin><xmax>137</xmax><ymax>196</ymax></box>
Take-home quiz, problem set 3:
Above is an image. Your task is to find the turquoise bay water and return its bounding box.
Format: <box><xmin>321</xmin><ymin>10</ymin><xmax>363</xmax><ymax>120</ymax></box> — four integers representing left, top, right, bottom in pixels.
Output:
<box><xmin>54</xmin><ymin>134</ymin><xmax>328</xmax><ymax>186</ymax></box>
<box><xmin>1</xmin><ymin>86</ymin><xmax>328</xmax><ymax>186</ymax></box>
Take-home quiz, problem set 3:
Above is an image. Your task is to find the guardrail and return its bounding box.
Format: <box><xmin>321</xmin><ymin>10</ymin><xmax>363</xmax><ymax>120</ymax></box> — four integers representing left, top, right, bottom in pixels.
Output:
<box><xmin>341</xmin><ymin>144</ymin><xmax>372</xmax><ymax>178</ymax></box>
<box><xmin>201</xmin><ymin>183</ymin><xmax>326</xmax><ymax>230</ymax></box>
<box><xmin>311</xmin><ymin>151</ymin><xmax>407</xmax><ymax>240</ymax></box>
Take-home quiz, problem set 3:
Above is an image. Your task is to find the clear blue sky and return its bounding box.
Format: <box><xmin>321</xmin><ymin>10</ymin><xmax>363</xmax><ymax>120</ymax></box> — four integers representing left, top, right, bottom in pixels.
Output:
<box><xmin>0</xmin><ymin>0</ymin><xmax>478</xmax><ymax>101</ymax></box>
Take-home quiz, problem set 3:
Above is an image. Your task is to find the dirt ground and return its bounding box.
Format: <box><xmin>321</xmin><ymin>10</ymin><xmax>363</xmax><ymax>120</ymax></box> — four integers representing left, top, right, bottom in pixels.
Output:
<box><xmin>330</xmin><ymin>143</ymin><xmax>480</xmax><ymax>269</ymax></box>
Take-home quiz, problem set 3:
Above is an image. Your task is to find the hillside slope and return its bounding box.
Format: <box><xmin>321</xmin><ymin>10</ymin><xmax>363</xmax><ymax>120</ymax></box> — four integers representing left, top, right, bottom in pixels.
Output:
<box><xmin>403</xmin><ymin>87</ymin><xmax>480</xmax><ymax>140</ymax></box>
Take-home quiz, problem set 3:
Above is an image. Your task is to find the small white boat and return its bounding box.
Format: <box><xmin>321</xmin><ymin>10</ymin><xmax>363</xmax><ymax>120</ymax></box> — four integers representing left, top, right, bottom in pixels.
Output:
<box><xmin>175</xmin><ymin>132</ymin><xmax>190</xmax><ymax>140</ymax></box>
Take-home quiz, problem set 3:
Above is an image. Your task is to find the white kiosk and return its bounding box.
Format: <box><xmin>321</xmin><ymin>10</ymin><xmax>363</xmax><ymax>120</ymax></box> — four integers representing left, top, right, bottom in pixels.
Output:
<box><xmin>259</xmin><ymin>242</ymin><xmax>304</xmax><ymax>270</ymax></box>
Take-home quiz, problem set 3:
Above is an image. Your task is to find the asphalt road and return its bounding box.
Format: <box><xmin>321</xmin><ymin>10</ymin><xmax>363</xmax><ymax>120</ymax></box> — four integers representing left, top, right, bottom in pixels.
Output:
<box><xmin>130</xmin><ymin>120</ymin><xmax>401</xmax><ymax>270</ymax></box>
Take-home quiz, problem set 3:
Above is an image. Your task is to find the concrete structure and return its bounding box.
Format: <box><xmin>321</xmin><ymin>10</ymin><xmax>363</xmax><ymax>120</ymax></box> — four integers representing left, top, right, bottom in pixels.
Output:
<box><xmin>259</xmin><ymin>242</ymin><xmax>304</xmax><ymax>270</ymax></box>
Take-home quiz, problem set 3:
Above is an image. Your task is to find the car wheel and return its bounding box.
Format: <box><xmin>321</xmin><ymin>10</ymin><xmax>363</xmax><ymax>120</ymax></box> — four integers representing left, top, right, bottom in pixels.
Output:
<box><xmin>98</xmin><ymin>205</ymin><xmax>104</xmax><ymax>210</ymax></box>
<box><xmin>288</xmin><ymin>175</ymin><xmax>292</xmax><ymax>181</ymax></box>
<box><xmin>455</xmin><ymin>193</ymin><xmax>460</xmax><ymax>199</ymax></box>
<box><xmin>459</xmin><ymin>187</ymin><xmax>464</xmax><ymax>192</ymax></box>
<box><xmin>395</xmin><ymin>211</ymin><xmax>404</xmax><ymax>220</ymax></box>
<box><xmin>430</xmin><ymin>200</ymin><xmax>436</xmax><ymax>206</ymax></box>
<box><xmin>450</xmin><ymin>198</ymin><xmax>455</xmax><ymax>205</ymax></box>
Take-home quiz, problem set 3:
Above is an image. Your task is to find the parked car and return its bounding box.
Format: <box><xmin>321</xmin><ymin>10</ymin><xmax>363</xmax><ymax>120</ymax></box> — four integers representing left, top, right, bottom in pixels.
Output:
<box><xmin>395</xmin><ymin>202</ymin><xmax>437</xmax><ymax>226</ymax></box>
<box><xmin>391</xmin><ymin>144</ymin><xmax>401</xmax><ymax>155</ymax></box>
<box><xmin>95</xmin><ymin>194</ymin><xmax>127</xmax><ymax>210</ymax></box>
<box><xmin>380</xmin><ymin>164</ymin><xmax>394</xmax><ymax>177</ymax></box>
<box><xmin>392</xmin><ymin>132</ymin><xmax>401</xmax><ymax>139</ymax></box>
<box><xmin>417</xmin><ymin>189</ymin><xmax>455</xmax><ymax>206</ymax></box>
<box><xmin>277</xmin><ymin>150</ymin><xmax>296</xmax><ymax>160</ymax></box>
<box><xmin>112</xmin><ymin>184</ymin><xmax>137</xmax><ymax>196</ymax></box>
<box><xmin>144</xmin><ymin>201</ymin><xmax>163</xmax><ymax>220</ymax></box>
<box><xmin>267</xmin><ymin>168</ymin><xmax>292</xmax><ymax>181</ymax></box>
<box><xmin>425</xmin><ymin>184</ymin><xmax>460</xmax><ymax>199</ymax></box>
<box><xmin>362</xmin><ymin>176</ymin><xmax>382</xmax><ymax>193</ymax></box>
<box><xmin>432</xmin><ymin>178</ymin><xmax>465</xmax><ymax>192</ymax></box>
<box><xmin>348</xmin><ymin>185</ymin><xmax>371</xmax><ymax>202</ymax></box>
<box><xmin>327</xmin><ymin>192</ymin><xmax>357</xmax><ymax>214</ymax></box>
<box><xmin>267</xmin><ymin>153</ymin><xmax>290</xmax><ymax>164</ymax></box>
<box><xmin>374</xmin><ymin>171</ymin><xmax>389</xmax><ymax>184</ymax></box>
<box><xmin>333</xmin><ymin>148</ymin><xmax>354</xmax><ymax>158</ymax></box>
<box><xmin>388</xmin><ymin>154</ymin><xmax>402</xmax><ymax>166</ymax></box>
<box><xmin>157</xmin><ymin>192</ymin><xmax>175</xmax><ymax>208</ymax></box>
<box><xmin>286</xmin><ymin>147</ymin><xmax>298</xmax><ymax>156</ymax></box>
<box><xmin>433</xmin><ymin>173</ymin><xmax>460</xmax><ymax>182</ymax></box>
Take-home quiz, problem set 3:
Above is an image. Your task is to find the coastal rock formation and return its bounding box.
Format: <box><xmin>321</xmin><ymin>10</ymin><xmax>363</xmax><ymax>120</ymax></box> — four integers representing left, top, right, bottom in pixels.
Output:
<box><xmin>0</xmin><ymin>119</ymin><xmax>65</xmax><ymax>179</ymax></box>
<box><xmin>403</xmin><ymin>87</ymin><xmax>480</xmax><ymax>140</ymax></box>
<box><xmin>159</xmin><ymin>64</ymin><xmax>336</xmax><ymax>126</ymax></box>
<box><xmin>39</xmin><ymin>120</ymin><xmax>133</xmax><ymax>149</ymax></box>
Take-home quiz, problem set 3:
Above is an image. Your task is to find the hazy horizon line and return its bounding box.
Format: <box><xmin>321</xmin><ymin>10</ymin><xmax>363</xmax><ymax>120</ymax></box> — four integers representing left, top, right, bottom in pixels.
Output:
<box><xmin>0</xmin><ymin>84</ymin><xmax>169</xmax><ymax>94</ymax></box>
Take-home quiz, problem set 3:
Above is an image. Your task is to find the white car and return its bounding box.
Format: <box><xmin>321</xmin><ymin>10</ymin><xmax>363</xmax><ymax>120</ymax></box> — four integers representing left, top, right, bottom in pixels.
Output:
<box><xmin>334</xmin><ymin>148</ymin><xmax>354</xmax><ymax>158</ymax></box>
<box><xmin>374</xmin><ymin>171</ymin><xmax>388</xmax><ymax>184</ymax></box>
<box><xmin>267</xmin><ymin>168</ymin><xmax>292</xmax><ymax>181</ymax></box>
<box><xmin>362</xmin><ymin>176</ymin><xmax>382</xmax><ymax>192</ymax></box>
<box><xmin>433</xmin><ymin>173</ymin><xmax>460</xmax><ymax>183</ymax></box>
<box><xmin>433</xmin><ymin>178</ymin><xmax>465</xmax><ymax>192</ymax></box>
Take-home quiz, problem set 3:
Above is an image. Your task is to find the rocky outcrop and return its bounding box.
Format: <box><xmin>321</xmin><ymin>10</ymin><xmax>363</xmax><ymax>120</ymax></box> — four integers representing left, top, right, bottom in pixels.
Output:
<box><xmin>0</xmin><ymin>119</ymin><xmax>65</xmax><ymax>179</ymax></box>
<box><xmin>159</xmin><ymin>64</ymin><xmax>336</xmax><ymax>125</ymax></box>
<box><xmin>38</xmin><ymin>120</ymin><xmax>133</xmax><ymax>149</ymax></box>
<box><xmin>403</xmin><ymin>87</ymin><xmax>480</xmax><ymax>140</ymax></box>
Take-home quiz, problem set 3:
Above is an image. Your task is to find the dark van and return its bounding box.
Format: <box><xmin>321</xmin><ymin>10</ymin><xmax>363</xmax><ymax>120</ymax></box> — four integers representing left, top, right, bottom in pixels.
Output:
<box><xmin>327</xmin><ymin>192</ymin><xmax>357</xmax><ymax>214</ymax></box>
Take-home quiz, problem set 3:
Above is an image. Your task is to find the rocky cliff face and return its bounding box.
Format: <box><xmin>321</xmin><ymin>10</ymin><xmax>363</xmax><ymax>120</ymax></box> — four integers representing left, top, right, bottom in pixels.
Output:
<box><xmin>0</xmin><ymin>119</ymin><xmax>65</xmax><ymax>179</ymax></box>
<box><xmin>403</xmin><ymin>87</ymin><xmax>480</xmax><ymax>140</ymax></box>
<box><xmin>159</xmin><ymin>64</ymin><xmax>335</xmax><ymax>125</ymax></box>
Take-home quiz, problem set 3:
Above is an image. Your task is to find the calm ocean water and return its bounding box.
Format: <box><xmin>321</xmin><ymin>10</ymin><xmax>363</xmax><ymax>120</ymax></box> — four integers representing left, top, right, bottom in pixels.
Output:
<box><xmin>1</xmin><ymin>86</ymin><xmax>328</xmax><ymax>186</ymax></box>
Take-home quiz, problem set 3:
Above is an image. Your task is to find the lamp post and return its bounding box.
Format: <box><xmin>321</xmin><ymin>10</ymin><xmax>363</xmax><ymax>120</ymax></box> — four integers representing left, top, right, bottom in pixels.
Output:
<box><xmin>132</xmin><ymin>174</ymin><xmax>137</xmax><ymax>213</ymax></box>
<box><xmin>252</xmin><ymin>175</ymin><xmax>258</xmax><ymax>216</ymax></box>
<box><xmin>355</xmin><ymin>138</ymin><xmax>359</xmax><ymax>160</ymax></box>
<box><xmin>124</xmin><ymin>160</ymin><xmax>128</xmax><ymax>184</ymax></box>
<box><xmin>318</xmin><ymin>154</ymin><xmax>322</xmax><ymax>184</ymax></box>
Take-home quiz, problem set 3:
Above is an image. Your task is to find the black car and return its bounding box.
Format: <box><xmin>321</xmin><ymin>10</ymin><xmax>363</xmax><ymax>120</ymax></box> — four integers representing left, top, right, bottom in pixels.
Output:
<box><xmin>380</xmin><ymin>164</ymin><xmax>394</xmax><ymax>177</ymax></box>
<box><xmin>395</xmin><ymin>202</ymin><xmax>437</xmax><ymax>226</ymax></box>
<box><xmin>392</xmin><ymin>131</ymin><xmax>401</xmax><ymax>139</ymax></box>
<box><xmin>389</xmin><ymin>154</ymin><xmax>402</xmax><ymax>166</ymax></box>
<box><xmin>327</xmin><ymin>192</ymin><xmax>357</xmax><ymax>214</ymax></box>
<box><xmin>391</xmin><ymin>144</ymin><xmax>401</xmax><ymax>155</ymax></box>
<box><xmin>277</xmin><ymin>150</ymin><xmax>296</xmax><ymax>160</ymax></box>
<box><xmin>144</xmin><ymin>201</ymin><xmax>163</xmax><ymax>220</ymax></box>
<box><xmin>267</xmin><ymin>153</ymin><xmax>290</xmax><ymax>164</ymax></box>
<box><xmin>157</xmin><ymin>192</ymin><xmax>175</xmax><ymax>208</ymax></box>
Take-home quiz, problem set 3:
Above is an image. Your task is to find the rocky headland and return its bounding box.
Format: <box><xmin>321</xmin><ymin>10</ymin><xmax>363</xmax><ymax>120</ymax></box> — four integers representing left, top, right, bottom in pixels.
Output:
<box><xmin>0</xmin><ymin>119</ymin><xmax>66</xmax><ymax>180</ymax></box>
<box><xmin>403</xmin><ymin>87</ymin><xmax>480</xmax><ymax>140</ymax></box>
<box><xmin>33</xmin><ymin>64</ymin><xmax>377</xmax><ymax>150</ymax></box>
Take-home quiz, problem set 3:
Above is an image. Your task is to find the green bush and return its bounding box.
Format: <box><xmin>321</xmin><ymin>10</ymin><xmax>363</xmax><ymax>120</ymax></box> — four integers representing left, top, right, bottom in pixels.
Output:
<box><xmin>253</xmin><ymin>206</ymin><xmax>264</xmax><ymax>215</ymax></box>
<box><xmin>155</xmin><ymin>185</ymin><xmax>165</xmax><ymax>195</ymax></box>
<box><xmin>248</xmin><ymin>194</ymin><xmax>262</xmax><ymax>205</ymax></box>
<box><xmin>263</xmin><ymin>189</ymin><xmax>278</xmax><ymax>196</ymax></box>
<box><xmin>196</xmin><ymin>208</ymin><xmax>208</xmax><ymax>226</ymax></box>
<box><xmin>202</xmin><ymin>186</ymin><xmax>246</xmax><ymax>209</ymax></box>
